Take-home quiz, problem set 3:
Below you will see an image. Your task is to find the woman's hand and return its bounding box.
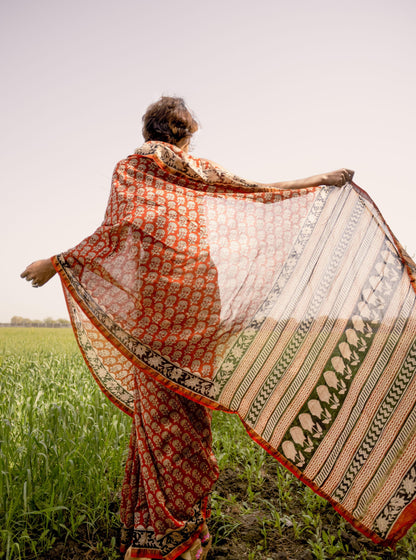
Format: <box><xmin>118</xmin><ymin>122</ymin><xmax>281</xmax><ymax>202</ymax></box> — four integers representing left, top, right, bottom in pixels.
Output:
<box><xmin>320</xmin><ymin>169</ymin><xmax>355</xmax><ymax>187</ymax></box>
<box><xmin>21</xmin><ymin>259</ymin><xmax>57</xmax><ymax>288</ymax></box>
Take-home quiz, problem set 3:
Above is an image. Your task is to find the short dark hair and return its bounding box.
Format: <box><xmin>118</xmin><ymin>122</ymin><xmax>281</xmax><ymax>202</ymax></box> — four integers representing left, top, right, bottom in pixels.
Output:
<box><xmin>142</xmin><ymin>96</ymin><xmax>198</xmax><ymax>146</ymax></box>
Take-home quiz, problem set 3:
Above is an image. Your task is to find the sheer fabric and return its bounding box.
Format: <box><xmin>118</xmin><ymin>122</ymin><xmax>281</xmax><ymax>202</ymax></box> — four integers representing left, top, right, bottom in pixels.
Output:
<box><xmin>53</xmin><ymin>142</ymin><xmax>416</xmax><ymax>546</ymax></box>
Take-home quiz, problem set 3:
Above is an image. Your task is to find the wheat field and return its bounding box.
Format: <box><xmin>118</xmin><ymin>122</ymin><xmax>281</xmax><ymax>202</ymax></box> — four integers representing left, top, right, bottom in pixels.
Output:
<box><xmin>1</xmin><ymin>328</ymin><xmax>415</xmax><ymax>560</ymax></box>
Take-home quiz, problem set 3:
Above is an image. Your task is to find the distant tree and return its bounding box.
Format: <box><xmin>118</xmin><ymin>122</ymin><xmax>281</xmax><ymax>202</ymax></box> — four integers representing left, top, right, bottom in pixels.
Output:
<box><xmin>57</xmin><ymin>318</ymin><xmax>70</xmax><ymax>325</ymax></box>
<box><xmin>10</xmin><ymin>316</ymin><xmax>31</xmax><ymax>325</ymax></box>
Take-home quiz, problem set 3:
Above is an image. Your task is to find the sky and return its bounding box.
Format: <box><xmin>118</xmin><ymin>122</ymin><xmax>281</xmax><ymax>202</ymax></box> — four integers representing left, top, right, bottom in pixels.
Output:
<box><xmin>1</xmin><ymin>0</ymin><xmax>416</xmax><ymax>322</ymax></box>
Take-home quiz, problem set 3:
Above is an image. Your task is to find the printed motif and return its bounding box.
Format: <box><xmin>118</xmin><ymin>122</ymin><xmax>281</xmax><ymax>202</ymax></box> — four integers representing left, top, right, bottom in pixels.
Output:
<box><xmin>213</xmin><ymin>186</ymin><xmax>329</xmax><ymax>395</ymax></box>
<box><xmin>53</xmin><ymin>141</ymin><xmax>416</xmax><ymax>546</ymax></box>
<box><xmin>119</xmin><ymin>371</ymin><xmax>218</xmax><ymax>559</ymax></box>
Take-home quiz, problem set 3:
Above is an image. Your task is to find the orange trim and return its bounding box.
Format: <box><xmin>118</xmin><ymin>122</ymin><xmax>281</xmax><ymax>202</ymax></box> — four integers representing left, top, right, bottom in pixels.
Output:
<box><xmin>385</xmin><ymin>495</ymin><xmax>416</xmax><ymax>547</ymax></box>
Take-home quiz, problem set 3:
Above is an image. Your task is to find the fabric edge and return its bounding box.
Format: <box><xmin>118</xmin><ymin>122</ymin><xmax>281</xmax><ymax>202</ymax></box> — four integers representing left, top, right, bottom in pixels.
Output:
<box><xmin>238</xmin><ymin>417</ymin><xmax>414</xmax><ymax>548</ymax></box>
<box><xmin>351</xmin><ymin>182</ymin><xmax>416</xmax><ymax>295</ymax></box>
<box><xmin>52</xmin><ymin>256</ymin><xmax>134</xmax><ymax>418</ymax></box>
<box><xmin>51</xmin><ymin>256</ymin><xmax>230</xmax><ymax>416</ymax></box>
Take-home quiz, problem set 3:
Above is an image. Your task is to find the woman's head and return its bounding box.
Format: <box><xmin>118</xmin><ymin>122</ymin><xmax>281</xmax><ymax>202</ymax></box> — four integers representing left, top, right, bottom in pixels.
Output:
<box><xmin>142</xmin><ymin>96</ymin><xmax>198</xmax><ymax>151</ymax></box>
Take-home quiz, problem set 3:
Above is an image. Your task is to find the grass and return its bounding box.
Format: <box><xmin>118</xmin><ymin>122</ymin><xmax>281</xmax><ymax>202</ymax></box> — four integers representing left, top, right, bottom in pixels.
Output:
<box><xmin>1</xmin><ymin>328</ymin><xmax>416</xmax><ymax>559</ymax></box>
<box><xmin>0</xmin><ymin>329</ymin><xmax>129</xmax><ymax>559</ymax></box>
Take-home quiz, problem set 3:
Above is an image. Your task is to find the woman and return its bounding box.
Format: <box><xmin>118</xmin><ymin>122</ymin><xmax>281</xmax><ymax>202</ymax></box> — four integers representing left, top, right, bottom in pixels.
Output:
<box><xmin>21</xmin><ymin>96</ymin><xmax>354</xmax><ymax>559</ymax></box>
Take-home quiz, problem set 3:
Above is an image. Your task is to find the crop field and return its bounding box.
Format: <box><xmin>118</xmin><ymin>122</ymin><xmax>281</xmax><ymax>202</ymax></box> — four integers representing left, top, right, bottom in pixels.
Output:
<box><xmin>1</xmin><ymin>328</ymin><xmax>416</xmax><ymax>559</ymax></box>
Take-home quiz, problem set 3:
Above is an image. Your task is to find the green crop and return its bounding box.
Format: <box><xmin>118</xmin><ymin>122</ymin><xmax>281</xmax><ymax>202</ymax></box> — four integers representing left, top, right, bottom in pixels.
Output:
<box><xmin>1</xmin><ymin>328</ymin><xmax>415</xmax><ymax>559</ymax></box>
<box><xmin>0</xmin><ymin>328</ymin><xmax>129</xmax><ymax>559</ymax></box>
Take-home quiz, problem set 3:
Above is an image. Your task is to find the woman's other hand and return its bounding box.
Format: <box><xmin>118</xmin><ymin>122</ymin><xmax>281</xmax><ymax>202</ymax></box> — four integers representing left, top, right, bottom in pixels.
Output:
<box><xmin>320</xmin><ymin>169</ymin><xmax>355</xmax><ymax>187</ymax></box>
<box><xmin>21</xmin><ymin>259</ymin><xmax>57</xmax><ymax>288</ymax></box>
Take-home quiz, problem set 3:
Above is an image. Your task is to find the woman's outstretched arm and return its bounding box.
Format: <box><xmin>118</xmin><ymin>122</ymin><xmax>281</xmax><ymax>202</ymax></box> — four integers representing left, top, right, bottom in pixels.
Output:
<box><xmin>264</xmin><ymin>168</ymin><xmax>354</xmax><ymax>190</ymax></box>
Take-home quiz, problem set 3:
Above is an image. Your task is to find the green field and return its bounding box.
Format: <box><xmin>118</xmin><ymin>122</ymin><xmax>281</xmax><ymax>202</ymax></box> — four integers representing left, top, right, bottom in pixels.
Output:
<box><xmin>1</xmin><ymin>328</ymin><xmax>415</xmax><ymax>559</ymax></box>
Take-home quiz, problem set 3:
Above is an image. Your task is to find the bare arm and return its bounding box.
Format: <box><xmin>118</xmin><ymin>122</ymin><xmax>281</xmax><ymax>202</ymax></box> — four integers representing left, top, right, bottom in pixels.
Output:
<box><xmin>263</xmin><ymin>168</ymin><xmax>355</xmax><ymax>190</ymax></box>
<box><xmin>21</xmin><ymin>258</ymin><xmax>56</xmax><ymax>288</ymax></box>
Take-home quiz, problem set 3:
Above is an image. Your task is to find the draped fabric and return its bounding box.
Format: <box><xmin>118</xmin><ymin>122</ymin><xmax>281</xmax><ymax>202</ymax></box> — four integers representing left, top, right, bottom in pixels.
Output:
<box><xmin>120</xmin><ymin>370</ymin><xmax>218</xmax><ymax>559</ymax></box>
<box><xmin>53</xmin><ymin>141</ymin><xmax>416</xmax><ymax>547</ymax></box>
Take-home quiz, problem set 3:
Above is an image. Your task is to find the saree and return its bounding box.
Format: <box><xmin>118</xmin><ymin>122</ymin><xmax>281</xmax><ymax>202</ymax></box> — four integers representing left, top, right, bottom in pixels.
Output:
<box><xmin>119</xmin><ymin>369</ymin><xmax>218</xmax><ymax>558</ymax></box>
<box><xmin>53</xmin><ymin>141</ymin><xmax>416</xmax><ymax>548</ymax></box>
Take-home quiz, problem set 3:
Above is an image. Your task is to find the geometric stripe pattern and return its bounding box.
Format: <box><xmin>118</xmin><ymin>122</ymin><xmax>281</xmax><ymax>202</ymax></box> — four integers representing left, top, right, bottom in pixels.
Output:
<box><xmin>280</xmin><ymin>237</ymin><xmax>404</xmax><ymax>474</ymax></box>
<box><xmin>333</xmin><ymin>339</ymin><xmax>416</xmax><ymax>503</ymax></box>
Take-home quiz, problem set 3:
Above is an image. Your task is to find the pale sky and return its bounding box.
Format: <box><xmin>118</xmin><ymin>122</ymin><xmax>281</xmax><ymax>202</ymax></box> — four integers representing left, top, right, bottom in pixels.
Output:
<box><xmin>1</xmin><ymin>0</ymin><xmax>416</xmax><ymax>322</ymax></box>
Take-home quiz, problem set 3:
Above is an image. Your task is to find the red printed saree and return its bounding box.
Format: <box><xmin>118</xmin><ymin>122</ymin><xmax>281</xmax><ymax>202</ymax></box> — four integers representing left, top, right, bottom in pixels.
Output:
<box><xmin>53</xmin><ymin>141</ymin><xmax>416</xmax><ymax>548</ymax></box>
<box><xmin>120</xmin><ymin>369</ymin><xmax>218</xmax><ymax>559</ymax></box>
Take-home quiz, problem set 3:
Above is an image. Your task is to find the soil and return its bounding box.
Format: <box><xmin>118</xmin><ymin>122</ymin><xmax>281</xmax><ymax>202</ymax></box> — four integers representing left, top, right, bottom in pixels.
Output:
<box><xmin>208</xmin><ymin>466</ymin><xmax>394</xmax><ymax>560</ymax></box>
<box><xmin>36</xmin><ymin>463</ymin><xmax>403</xmax><ymax>560</ymax></box>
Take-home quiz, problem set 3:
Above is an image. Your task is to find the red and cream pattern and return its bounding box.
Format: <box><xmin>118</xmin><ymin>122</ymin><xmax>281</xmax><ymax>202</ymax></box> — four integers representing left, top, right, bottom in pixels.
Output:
<box><xmin>54</xmin><ymin>141</ymin><xmax>416</xmax><ymax>547</ymax></box>
<box><xmin>120</xmin><ymin>371</ymin><xmax>218</xmax><ymax>559</ymax></box>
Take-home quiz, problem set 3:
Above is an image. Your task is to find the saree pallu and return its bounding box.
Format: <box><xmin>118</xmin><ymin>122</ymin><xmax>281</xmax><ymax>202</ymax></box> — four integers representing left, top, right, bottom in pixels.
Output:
<box><xmin>53</xmin><ymin>141</ymin><xmax>416</xmax><ymax>547</ymax></box>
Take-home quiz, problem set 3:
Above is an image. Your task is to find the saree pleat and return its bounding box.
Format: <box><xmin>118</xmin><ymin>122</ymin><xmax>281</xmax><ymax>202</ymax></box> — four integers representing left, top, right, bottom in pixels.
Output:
<box><xmin>53</xmin><ymin>141</ymin><xmax>416</xmax><ymax>546</ymax></box>
<box><xmin>120</xmin><ymin>370</ymin><xmax>218</xmax><ymax>559</ymax></box>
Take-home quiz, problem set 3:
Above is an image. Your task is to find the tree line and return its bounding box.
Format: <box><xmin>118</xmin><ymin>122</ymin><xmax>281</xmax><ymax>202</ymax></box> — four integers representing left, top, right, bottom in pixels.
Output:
<box><xmin>9</xmin><ymin>316</ymin><xmax>71</xmax><ymax>327</ymax></box>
